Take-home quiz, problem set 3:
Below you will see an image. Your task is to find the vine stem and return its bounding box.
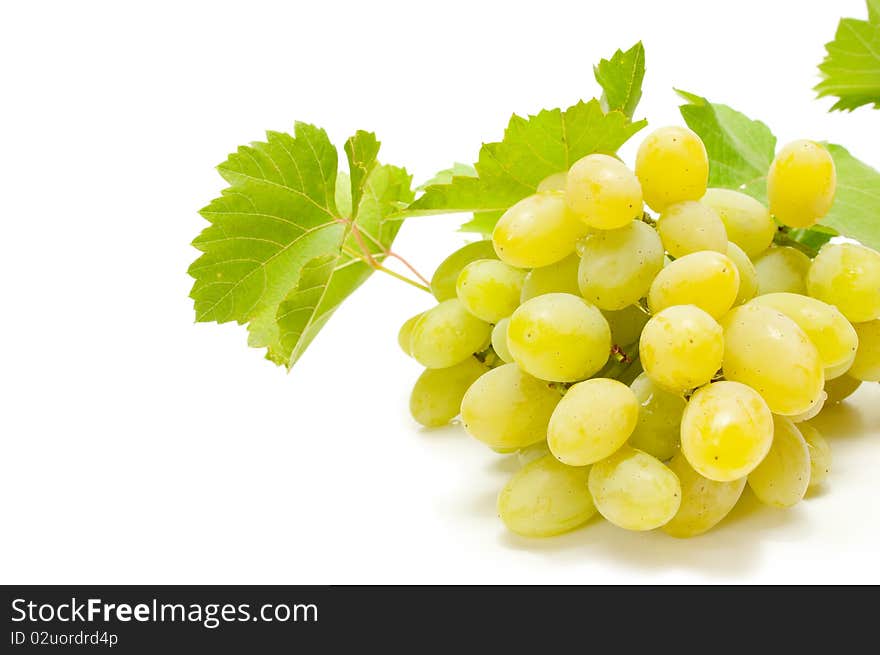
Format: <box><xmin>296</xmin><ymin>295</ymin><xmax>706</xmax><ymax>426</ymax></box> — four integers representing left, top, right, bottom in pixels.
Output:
<box><xmin>341</xmin><ymin>245</ymin><xmax>431</xmax><ymax>293</ymax></box>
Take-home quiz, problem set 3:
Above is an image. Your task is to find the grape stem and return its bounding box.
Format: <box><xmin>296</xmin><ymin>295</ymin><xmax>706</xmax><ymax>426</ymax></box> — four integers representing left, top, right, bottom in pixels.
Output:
<box><xmin>773</xmin><ymin>226</ymin><xmax>821</xmax><ymax>258</ymax></box>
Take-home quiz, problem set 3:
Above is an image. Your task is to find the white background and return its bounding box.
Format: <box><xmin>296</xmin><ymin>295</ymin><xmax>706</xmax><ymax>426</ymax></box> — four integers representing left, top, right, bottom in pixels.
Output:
<box><xmin>2</xmin><ymin>0</ymin><xmax>879</xmax><ymax>584</ymax></box>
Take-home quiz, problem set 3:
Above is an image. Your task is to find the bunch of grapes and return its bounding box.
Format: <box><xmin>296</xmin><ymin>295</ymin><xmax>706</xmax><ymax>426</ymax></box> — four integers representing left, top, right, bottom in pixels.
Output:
<box><xmin>399</xmin><ymin>126</ymin><xmax>880</xmax><ymax>539</ymax></box>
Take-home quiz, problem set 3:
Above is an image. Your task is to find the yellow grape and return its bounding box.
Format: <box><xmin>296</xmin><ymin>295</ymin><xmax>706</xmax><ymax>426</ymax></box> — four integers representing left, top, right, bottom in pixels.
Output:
<box><xmin>456</xmin><ymin>259</ymin><xmax>526</xmax><ymax>323</ymax></box>
<box><xmin>507</xmin><ymin>293</ymin><xmax>611</xmax><ymax>382</ymax></box>
<box><xmin>748</xmin><ymin>416</ymin><xmax>810</xmax><ymax>508</ymax></box>
<box><xmin>701</xmin><ymin>188</ymin><xmax>775</xmax><ymax>258</ymax></box>
<box><xmin>824</xmin><ymin>374</ymin><xmax>862</xmax><ymax>403</ymax></box>
<box><xmin>754</xmin><ymin>246</ymin><xmax>811</xmax><ymax>296</ymax></box>
<box><xmin>662</xmin><ymin>452</ymin><xmax>746</xmax><ymax>538</ymax></box>
<box><xmin>681</xmin><ymin>381</ymin><xmax>774</xmax><ymax>482</ymax></box>
<box><xmin>409</xmin><ymin>358</ymin><xmax>489</xmax><ymax>427</ymax></box>
<box><xmin>639</xmin><ymin>305</ymin><xmax>723</xmax><ymax>393</ymax></box>
<box><xmin>656</xmin><ymin>200</ymin><xmax>727</xmax><ymax>258</ymax></box>
<box><xmin>726</xmin><ymin>242</ymin><xmax>758</xmax><ymax>305</ymax></box>
<box><xmin>547</xmin><ymin>378</ymin><xmax>639</xmax><ymax>466</ymax></box>
<box><xmin>604</xmin><ymin>304</ymin><xmax>650</xmax><ymax>347</ymax></box>
<box><xmin>410</xmin><ymin>299</ymin><xmax>492</xmax><ymax>369</ymax></box>
<box><xmin>460</xmin><ymin>363</ymin><xmax>561</xmax><ymax>450</ymax></box>
<box><xmin>493</xmin><ymin>192</ymin><xmax>588</xmax><ymax>268</ymax></box>
<box><xmin>537</xmin><ymin>171</ymin><xmax>568</xmax><ymax>193</ymax></box>
<box><xmin>799</xmin><ymin>422</ymin><xmax>831</xmax><ymax>488</ymax></box>
<box><xmin>430</xmin><ymin>240</ymin><xmax>497</xmax><ymax>301</ymax></box>
<box><xmin>491</xmin><ymin>317</ymin><xmax>514</xmax><ymax>364</ymax></box>
<box><xmin>767</xmin><ymin>140</ymin><xmax>836</xmax><ymax>228</ymax></box>
<box><xmin>565</xmin><ymin>154</ymin><xmax>643</xmax><ymax>230</ymax></box>
<box><xmin>849</xmin><ymin>320</ymin><xmax>880</xmax><ymax>381</ymax></box>
<box><xmin>807</xmin><ymin>242</ymin><xmax>880</xmax><ymax>323</ymax></box>
<box><xmin>588</xmin><ymin>446</ymin><xmax>681</xmax><ymax>531</ymax></box>
<box><xmin>520</xmin><ymin>253</ymin><xmax>580</xmax><ymax>302</ymax></box>
<box><xmin>629</xmin><ymin>372</ymin><xmax>686</xmax><ymax>461</ymax></box>
<box><xmin>398</xmin><ymin>312</ymin><xmax>424</xmax><ymax>356</ymax></box>
<box><xmin>647</xmin><ymin>251</ymin><xmax>739</xmax><ymax>319</ymax></box>
<box><xmin>720</xmin><ymin>304</ymin><xmax>824</xmax><ymax>416</ymax></box>
<box><xmin>635</xmin><ymin>126</ymin><xmax>709</xmax><ymax>212</ymax></box>
<box><xmin>498</xmin><ymin>454</ymin><xmax>596</xmax><ymax>537</ymax></box>
<box><xmin>578</xmin><ymin>220</ymin><xmax>665</xmax><ymax>310</ymax></box>
<box><xmin>749</xmin><ymin>292</ymin><xmax>858</xmax><ymax>379</ymax></box>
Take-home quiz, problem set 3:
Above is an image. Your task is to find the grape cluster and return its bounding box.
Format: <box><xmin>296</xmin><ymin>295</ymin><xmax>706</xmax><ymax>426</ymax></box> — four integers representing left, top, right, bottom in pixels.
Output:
<box><xmin>399</xmin><ymin>127</ymin><xmax>880</xmax><ymax>539</ymax></box>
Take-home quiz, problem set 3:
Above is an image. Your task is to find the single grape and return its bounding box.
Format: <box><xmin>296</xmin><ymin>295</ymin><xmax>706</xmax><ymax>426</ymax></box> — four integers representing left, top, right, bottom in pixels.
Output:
<box><xmin>517</xmin><ymin>441</ymin><xmax>551</xmax><ymax>468</ymax></box>
<box><xmin>507</xmin><ymin>293</ymin><xmax>611</xmax><ymax>382</ymax></box>
<box><xmin>799</xmin><ymin>422</ymin><xmax>831</xmax><ymax>488</ymax></box>
<box><xmin>491</xmin><ymin>317</ymin><xmax>514</xmax><ymax>364</ymax></box>
<box><xmin>726</xmin><ymin>242</ymin><xmax>758</xmax><ymax>305</ymax></box>
<box><xmin>639</xmin><ymin>305</ymin><xmax>724</xmax><ymax>393</ymax></box>
<box><xmin>767</xmin><ymin>140</ymin><xmax>836</xmax><ymax>228</ymax></box>
<box><xmin>409</xmin><ymin>299</ymin><xmax>492</xmax><ymax>369</ymax></box>
<box><xmin>520</xmin><ymin>253</ymin><xmax>580</xmax><ymax>302</ymax></box>
<box><xmin>753</xmin><ymin>246</ymin><xmax>811</xmax><ymax>296</ymax></box>
<box><xmin>787</xmin><ymin>391</ymin><xmax>827</xmax><ymax>423</ymax></box>
<box><xmin>493</xmin><ymin>192</ymin><xmax>589</xmax><ymax>269</ymax></box>
<box><xmin>604</xmin><ymin>304</ymin><xmax>650</xmax><ymax>347</ymax></box>
<box><xmin>748</xmin><ymin>416</ymin><xmax>810</xmax><ymax>508</ymax></box>
<box><xmin>430</xmin><ymin>240</ymin><xmax>497</xmax><ymax>302</ymax></box>
<box><xmin>662</xmin><ymin>452</ymin><xmax>746</xmax><ymax>538</ymax></box>
<box><xmin>849</xmin><ymin>320</ymin><xmax>880</xmax><ymax>381</ymax></box>
<box><xmin>409</xmin><ymin>358</ymin><xmax>489</xmax><ymax>427</ymax></box>
<box><xmin>588</xmin><ymin>446</ymin><xmax>682</xmax><ymax>531</ymax></box>
<box><xmin>456</xmin><ymin>259</ymin><xmax>526</xmax><ymax>323</ymax></box>
<box><xmin>537</xmin><ymin>171</ymin><xmax>568</xmax><ymax>193</ymax></box>
<box><xmin>749</xmin><ymin>292</ymin><xmax>858</xmax><ymax>379</ymax></box>
<box><xmin>824</xmin><ymin>374</ymin><xmax>862</xmax><ymax>404</ymax></box>
<box><xmin>680</xmin><ymin>381</ymin><xmax>774</xmax><ymax>482</ymax></box>
<box><xmin>635</xmin><ymin>126</ymin><xmax>709</xmax><ymax>212</ymax></box>
<box><xmin>565</xmin><ymin>154</ymin><xmax>643</xmax><ymax>230</ymax></box>
<box><xmin>628</xmin><ymin>372</ymin><xmax>686</xmax><ymax>461</ymax></box>
<box><xmin>721</xmin><ymin>303</ymin><xmax>824</xmax><ymax>416</ymax></box>
<box><xmin>578</xmin><ymin>220</ymin><xmax>665</xmax><ymax>310</ymax></box>
<box><xmin>547</xmin><ymin>378</ymin><xmax>639</xmax><ymax>466</ymax></box>
<box><xmin>701</xmin><ymin>188</ymin><xmax>775</xmax><ymax>258</ymax></box>
<box><xmin>498</xmin><ymin>454</ymin><xmax>596</xmax><ymax>537</ymax></box>
<box><xmin>647</xmin><ymin>251</ymin><xmax>739</xmax><ymax>319</ymax></box>
<box><xmin>398</xmin><ymin>312</ymin><xmax>424</xmax><ymax>356</ymax></box>
<box><xmin>806</xmin><ymin>242</ymin><xmax>880</xmax><ymax>323</ymax></box>
<box><xmin>656</xmin><ymin>200</ymin><xmax>727</xmax><ymax>258</ymax></box>
<box><xmin>460</xmin><ymin>363</ymin><xmax>561</xmax><ymax>450</ymax></box>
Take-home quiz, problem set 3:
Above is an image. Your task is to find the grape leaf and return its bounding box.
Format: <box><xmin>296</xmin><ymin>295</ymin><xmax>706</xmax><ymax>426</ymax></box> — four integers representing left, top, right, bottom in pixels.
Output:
<box><xmin>595</xmin><ymin>42</ymin><xmax>646</xmax><ymax>118</ymax></box>
<box><xmin>816</xmin><ymin>1</ymin><xmax>880</xmax><ymax>111</ymax></box>
<box><xmin>678</xmin><ymin>91</ymin><xmax>880</xmax><ymax>252</ymax></box>
<box><xmin>188</xmin><ymin>125</ymin><xmax>412</xmax><ymax>368</ymax></box>
<box><xmin>416</xmin><ymin>162</ymin><xmax>476</xmax><ymax>190</ymax></box>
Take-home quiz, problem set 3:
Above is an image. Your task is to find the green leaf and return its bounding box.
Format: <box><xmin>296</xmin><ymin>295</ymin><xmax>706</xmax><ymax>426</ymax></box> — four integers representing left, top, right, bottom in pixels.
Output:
<box><xmin>678</xmin><ymin>91</ymin><xmax>880</xmax><ymax>253</ymax></box>
<box><xmin>409</xmin><ymin>99</ymin><xmax>646</xmax><ymax>233</ymax></box>
<box><xmin>188</xmin><ymin>125</ymin><xmax>412</xmax><ymax>368</ymax></box>
<box><xmin>416</xmin><ymin>163</ymin><xmax>476</xmax><ymax>190</ymax></box>
<box><xmin>816</xmin><ymin>1</ymin><xmax>880</xmax><ymax>111</ymax></box>
<box><xmin>594</xmin><ymin>42</ymin><xmax>646</xmax><ymax>118</ymax></box>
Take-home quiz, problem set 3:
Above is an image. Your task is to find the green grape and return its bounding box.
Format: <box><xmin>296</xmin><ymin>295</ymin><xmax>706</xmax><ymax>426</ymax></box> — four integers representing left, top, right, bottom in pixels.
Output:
<box><xmin>460</xmin><ymin>363</ymin><xmax>561</xmax><ymax>450</ymax></box>
<box><xmin>647</xmin><ymin>251</ymin><xmax>739</xmax><ymax>319</ymax></box>
<box><xmin>498</xmin><ymin>454</ymin><xmax>596</xmax><ymax>537</ymax></box>
<box><xmin>748</xmin><ymin>416</ymin><xmax>810</xmax><ymax>508</ymax></box>
<box><xmin>799</xmin><ymin>422</ymin><xmax>831</xmax><ymax>488</ymax></box>
<box><xmin>493</xmin><ymin>192</ymin><xmax>589</xmax><ymax>269</ymax></box>
<box><xmin>656</xmin><ymin>200</ymin><xmax>727</xmax><ymax>258</ymax></box>
<box><xmin>410</xmin><ymin>299</ymin><xmax>492</xmax><ymax>369</ymax></box>
<box><xmin>409</xmin><ymin>358</ymin><xmax>489</xmax><ymax>427</ymax></box>
<box><xmin>754</xmin><ymin>246</ymin><xmax>811</xmax><ymax>296</ymax></box>
<box><xmin>681</xmin><ymin>381</ymin><xmax>774</xmax><ymax>482</ymax></box>
<box><xmin>639</xmin><ymin>305</ymin><xmax>724</xmax><ymax>393</ymax></box>
<box><xmin>662</xmin><ymin>452</ymin><xmax>746</xmax><ymax>538</ymax></box>
<box><xmin>767</xmin><ymin>140</ymin><xmax>836</xmax><ymax>228</ymax></box>
<box><xmin>635</xmin><ymin>126</ymin><xmax>709</xmax><ymax>212</ymax></box>
<box><xmin>507</xmin><ymin>293</ymin><xmax>611</xmax><ymax>382</ymax></box>
<box><xmin>628</xmin><ymin>372</ymin><xmax>686</xmax><ymax>461</ymax></box>
<box><xmin>537</xmin><ymin>171</ymin><xmax>568</xmax><ymax>193</ymax></box>
<box><xmin>749</xmin><ymin>292</ymin><xmax>858</xmax><ymax>379</ymax></box>
<box><xmin>565</xmin><ymin>154</ymin><xmax>643</xmax><ymax>230</ymax></box>
<box><xmin>491</xmin><ymin>317</ymin><xmax>514</xmax><ymax>364</ymax></box>
<box><xmin>824</xmin><ymin>374</ymin><xmax>862</xmax><ymax>403</ymax></box>
<box><xmin>787</xmin><ymin>391</ymin><xmax>827</xmax><ymax>423</ymax></box>
<box><xmin>588</xmin><ymin>446</ymin><xmax>682</xmax><ymax>531</ymax></box>
<box><xmin>701</xmin><ymin>188</ymin><xmax>775</xmax><ymax>258</ymax></box>
<box><xmin>604</xmin><ymin>304</ymin><xmax>650</xmax><ymax>347</ymax></box>
<box><xmin>807</xmin><ymin>242</ymin><xmax>880</xmax><ymax>323</ymax></box>
<box><xmin>721</xmin><ymin>303</ymin><xmax>824</xmax><ymax>415</ymax></box>
<box><xmin>430</xmin><ymin>240</ymin><xmax>497</xmax><ymax>301</ymax></box>
<box><xmin>398</xmin><ymin>312</ymin><xmax>424</xmax><ymax>356</ymax></box>
<box><xmin>726</xmin><ymin>242</ymin><xmax>758</xmax><ymax>305</ymax></box>
<box><xmin>547</xmin><ymin>378</ymin><xmax>639</xmax><ymax>466</ymax></box>
<box><xmin>456</xmin><ymin>259</ymin><xmax>526</xmax><ymax>323</ymax></box>
<box><xmin>849</xmin><ymin>320</ymin><xmax>880</xmax><ymax>381</ymax></box>
<box><xmin>521</xmin><ymin>253</ymin><xmax>580</xmax><ymax>302</ymax></box>
<box><xmin>577</xmin><ymin>220</ymin><xmax>665</xmax><ymax>310</ymax></box>
<box><xmin>517</xmin><ymin>440</ymin><xmax>550</xmax><ymax>468</ymax></box>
